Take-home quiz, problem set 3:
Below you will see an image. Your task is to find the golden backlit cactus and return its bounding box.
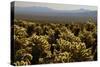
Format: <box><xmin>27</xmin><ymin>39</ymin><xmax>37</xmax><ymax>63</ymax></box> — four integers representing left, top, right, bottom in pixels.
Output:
<box><xmin>13</xmin><ymin>19</ymin><xmax>97</xmax><ymax>66</ymax></box>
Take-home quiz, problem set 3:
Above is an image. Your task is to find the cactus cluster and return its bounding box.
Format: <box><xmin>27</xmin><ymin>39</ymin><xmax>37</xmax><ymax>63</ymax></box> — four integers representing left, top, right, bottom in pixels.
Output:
<box><xmin>12</xmin><ymin>19</ymin><xmax>97</xmax><ymax>66</ymax></box>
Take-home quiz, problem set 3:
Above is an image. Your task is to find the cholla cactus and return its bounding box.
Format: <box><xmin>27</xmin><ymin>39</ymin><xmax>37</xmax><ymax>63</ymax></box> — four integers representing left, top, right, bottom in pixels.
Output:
<box><xmin>12</xmin><ymin>19</ymin><xmax>97</xmax><ymax>66</ymax></box>
<box><xmin>14</xmin><ymin>25</ymin><xmax>28</xmax><ymax>39</ymax></box>
<box><xmin>30</xmin><ymin>34</ymin><xmax>51</xmax><ymax>58</ymax></box>
<box><xmin>14</xmin><ymin>49</ymin><xmax>33</xmax><ymax>66</ymax></box>
<box><xmin>54</xmin><ymin>52</ymin><xmax>72</xmax><ymax>63</ymax></box>
<box><xmin>59</xmin><ymin>29</ymin><xmax>81</xmax><ymax>42</ymax></box>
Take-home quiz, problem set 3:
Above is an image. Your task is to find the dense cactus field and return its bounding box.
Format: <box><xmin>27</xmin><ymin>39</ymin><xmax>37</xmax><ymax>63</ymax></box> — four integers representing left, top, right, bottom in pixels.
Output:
<box><xmin>11</xmin><ymin>19</ymin><xmax>97</xmax><ymax>66</ymax></box>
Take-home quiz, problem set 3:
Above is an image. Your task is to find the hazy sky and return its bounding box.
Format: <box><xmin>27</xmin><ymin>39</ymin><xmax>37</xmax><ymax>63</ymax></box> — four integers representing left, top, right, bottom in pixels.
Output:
<box><xmin>15</xmin><ymin>1</ymin><xmax>97</xmax><ymax>11</ymax></box>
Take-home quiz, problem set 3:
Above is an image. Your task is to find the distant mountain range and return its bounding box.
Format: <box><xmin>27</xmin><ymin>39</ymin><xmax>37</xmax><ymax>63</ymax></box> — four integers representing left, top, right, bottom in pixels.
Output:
<box><xmin>14</xmin><ymin>6</ymin><xmax>97</xmax><ymax>22</ymax></box>
<box><xmin>15</xmin><ymin>6</ymin><xmax>97</xmax><ymax>15</ymax></box>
